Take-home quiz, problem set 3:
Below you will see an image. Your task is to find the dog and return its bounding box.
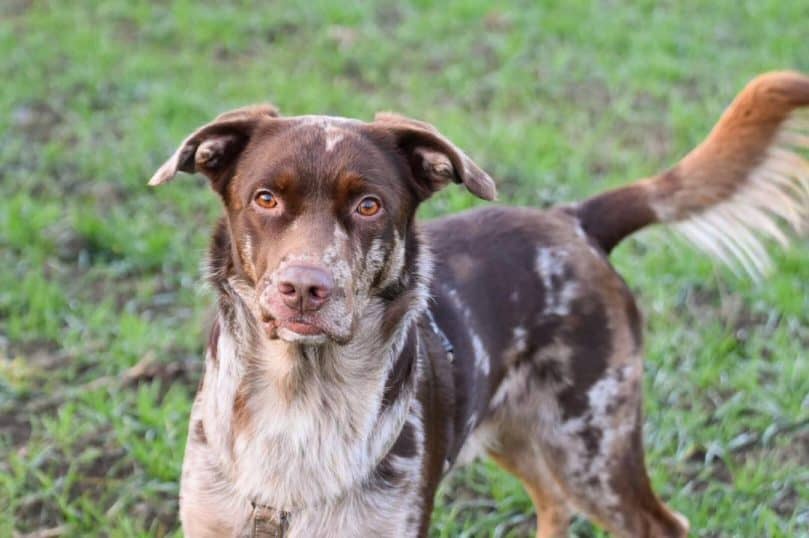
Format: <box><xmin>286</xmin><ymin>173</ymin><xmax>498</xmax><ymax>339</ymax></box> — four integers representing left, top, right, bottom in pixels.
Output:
<box><xmin>149</xmin><ymin>71</ymin><xmax>809</xmax><ymax>537</ymax></box>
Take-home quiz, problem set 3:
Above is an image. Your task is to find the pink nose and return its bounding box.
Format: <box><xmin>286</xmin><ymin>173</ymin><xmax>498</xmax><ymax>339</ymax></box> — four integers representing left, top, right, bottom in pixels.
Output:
<box><xmin>276</xmin><ymin>265</ymin><xmax>334</xmax><ymax>312</ymax></box>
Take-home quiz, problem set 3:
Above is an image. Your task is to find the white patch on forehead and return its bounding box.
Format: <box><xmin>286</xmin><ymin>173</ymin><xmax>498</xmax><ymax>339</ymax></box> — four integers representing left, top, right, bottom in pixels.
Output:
<box><xmin>324</xmin><ymin>124</ymin><xmax>346</xmax><ymax>153</ymax></box>
<box><xmin>535</xmin><ymin>246</ymin><xmax>579</xmax><ymax>316</ymax></box>
<box><xmin>297</xmin><ymin>114</ymin><xmax>363</xmax><ymax>126</ymax></box>
<box><xmin>296</xmin><ymin>115</ymin><xmax>360</xmax><ymax>154</ymax></box>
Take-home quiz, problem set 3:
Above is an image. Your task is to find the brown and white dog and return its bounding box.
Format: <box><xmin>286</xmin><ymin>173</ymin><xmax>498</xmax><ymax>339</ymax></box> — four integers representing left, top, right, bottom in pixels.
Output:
<box><xmin>149</xmin><ymin>71</ymin><xmax>809</xmax><ymax>537</ymax></box>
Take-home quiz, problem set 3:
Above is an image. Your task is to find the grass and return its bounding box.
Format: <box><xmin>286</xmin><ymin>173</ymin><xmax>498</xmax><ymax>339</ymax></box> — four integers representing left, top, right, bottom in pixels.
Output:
<box><xmin>1</xmin><ymin>1</ymin><xmax>807</xmax><ymax>536</ymax></box>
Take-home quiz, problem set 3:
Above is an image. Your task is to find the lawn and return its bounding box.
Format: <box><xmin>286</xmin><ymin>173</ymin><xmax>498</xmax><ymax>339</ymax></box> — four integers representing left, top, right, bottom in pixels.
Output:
<box><xmin>1</xmin><ymin>1</ymin><xmax>807</xmax><ymax>536</ymax></box>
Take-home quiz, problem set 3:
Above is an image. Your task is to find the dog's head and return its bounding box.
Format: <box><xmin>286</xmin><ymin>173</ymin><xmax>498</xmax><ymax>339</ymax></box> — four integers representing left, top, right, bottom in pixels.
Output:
<box><xmin>150</xmin><ymin>105</ymin><xmax>495</xmax><ymax>346</ymax></box>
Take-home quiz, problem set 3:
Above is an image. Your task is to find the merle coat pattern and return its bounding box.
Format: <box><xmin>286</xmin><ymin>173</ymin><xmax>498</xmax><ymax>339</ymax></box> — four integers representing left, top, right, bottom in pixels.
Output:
<box><xmin>149</xmin><ymin>71</ymin><xmax>809</xmax><ymax>537</ymax></box>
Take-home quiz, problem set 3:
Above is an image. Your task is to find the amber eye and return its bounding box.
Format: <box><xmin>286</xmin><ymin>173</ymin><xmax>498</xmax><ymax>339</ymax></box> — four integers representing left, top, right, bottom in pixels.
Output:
<box><xmin>254</xmin><ymin>190</ymin><xmax>278</xmax><ymax>209</ymax></box>
<box><xmin>356</xmin><ymin>196</ymin><xmax>382</xmax><ymax>217</ymax></box>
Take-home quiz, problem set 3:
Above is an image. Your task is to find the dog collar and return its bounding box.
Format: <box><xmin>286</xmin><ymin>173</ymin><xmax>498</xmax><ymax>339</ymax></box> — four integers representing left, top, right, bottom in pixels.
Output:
<box><xmin>246</xmin><ymin>502</ymin><xmax>290</xmax><ymax>538</ymax></box>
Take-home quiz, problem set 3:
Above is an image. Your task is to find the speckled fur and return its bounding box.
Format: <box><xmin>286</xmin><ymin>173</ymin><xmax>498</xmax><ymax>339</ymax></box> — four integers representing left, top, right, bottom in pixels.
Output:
<box><xmin>151</xmin><ymin>73</ymin><xmax>809</xmax><ymax>537</ymax></box>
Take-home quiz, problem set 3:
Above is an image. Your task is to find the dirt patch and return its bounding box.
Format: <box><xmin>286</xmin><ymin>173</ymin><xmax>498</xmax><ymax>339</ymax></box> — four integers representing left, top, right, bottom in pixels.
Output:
<box><xmin>340</xmin><ymin>58</ymin><xmax>377</xmax><ymax>93</ymax></box>
<box><xmin>374</xmin><ymin>4</ymin><xmax>404</xmax><ymax>31</ymax></box>
<box><xmin>264</xmin><ymin>21</ymin><xmax>300</xmax><ymax>44</ymax></box>
<box><xmin>0</xmin><ymin>412</ymin><xmax>32</xmax><ymax>447</ymax></box>
<box><xmin>675</xmin><ymin>283</ymin><xmax>773</xmax><ymax>334</ymax></box>
<box><xmin>562</xmin><ymin>76</ymin><xmax>612</xmax><ymax>119</ymax></box>
<box><xmin>12</xmin><ymin>102</ymin><xmax>63</xmax><ymax>144</ymax></box>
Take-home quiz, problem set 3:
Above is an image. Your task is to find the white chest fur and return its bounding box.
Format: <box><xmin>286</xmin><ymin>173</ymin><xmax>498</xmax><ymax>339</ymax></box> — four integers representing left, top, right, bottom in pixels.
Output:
<box><xmin>188</xmin><ymin>321</ymin><xmax>425</xmax><ymax>523</ymax></box>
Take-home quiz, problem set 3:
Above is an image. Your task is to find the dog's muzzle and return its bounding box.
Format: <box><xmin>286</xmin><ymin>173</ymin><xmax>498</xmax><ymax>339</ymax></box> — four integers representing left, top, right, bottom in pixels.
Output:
<box><xmin>260</xmin><ymin>264</ymin><xmax>339</xmax><ymax>342</ymax></box>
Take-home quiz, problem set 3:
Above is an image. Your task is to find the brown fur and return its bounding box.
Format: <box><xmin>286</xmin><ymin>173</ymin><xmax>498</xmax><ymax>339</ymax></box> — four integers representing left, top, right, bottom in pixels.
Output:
<box><xmin>149</xmin><ymin>71</ymin><xmax>808</xmax><ymax>537</ymax></box>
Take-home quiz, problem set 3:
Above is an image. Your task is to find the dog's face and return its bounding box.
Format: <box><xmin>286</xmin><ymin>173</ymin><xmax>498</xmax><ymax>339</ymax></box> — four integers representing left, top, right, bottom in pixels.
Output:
<box><xmin>150</xmin><ymin>106</ymin><xmax>495</xmax><ymax>345</ymax></box>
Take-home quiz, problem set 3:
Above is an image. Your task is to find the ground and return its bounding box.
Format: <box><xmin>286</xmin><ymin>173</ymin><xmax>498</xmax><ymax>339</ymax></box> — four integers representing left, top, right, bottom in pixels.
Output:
<box><xmin>0</xmin><ymin>1</ymin><xmax>807</xmax><ymax>537</ymax></box>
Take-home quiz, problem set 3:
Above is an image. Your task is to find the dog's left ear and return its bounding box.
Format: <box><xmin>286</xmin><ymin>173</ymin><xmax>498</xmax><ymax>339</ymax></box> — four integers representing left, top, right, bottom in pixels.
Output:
<box><xmin>147</xmin><ymin>104</ymin><xmax>280</xmax><ymax>189</ymax></box>
<box><xmin>372</xmin><ymin>112</ymin><xmax>497</xmax><ymax>201</ymax></box>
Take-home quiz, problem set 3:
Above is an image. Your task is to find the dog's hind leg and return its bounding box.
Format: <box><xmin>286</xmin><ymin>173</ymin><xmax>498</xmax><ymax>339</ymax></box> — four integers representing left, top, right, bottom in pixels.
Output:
<box><xmin>487</xmin><ymin>357</ymin><xmax>688</xmax><ymax>537</ymax></box>
<box><xmin>490</xmin><ymin>404</ymin><xmax>688</xmax><ymax>537</ymax></box>
<box><xmin>488</xmin><ymin>436</ymin><xmax>572</xmax><ymax>538</ymax></box>
<box><xmin>534</xmin><ymin>365</ymin><xmax>690</xmax><ymax>538</ymax></box>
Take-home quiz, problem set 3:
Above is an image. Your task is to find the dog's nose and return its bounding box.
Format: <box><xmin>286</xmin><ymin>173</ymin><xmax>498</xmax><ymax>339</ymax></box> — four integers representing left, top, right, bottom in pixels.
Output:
<box><xmin>277</xmin><ymin>265</ymin><xmax>334</xmax><ymax>312</ymax></box>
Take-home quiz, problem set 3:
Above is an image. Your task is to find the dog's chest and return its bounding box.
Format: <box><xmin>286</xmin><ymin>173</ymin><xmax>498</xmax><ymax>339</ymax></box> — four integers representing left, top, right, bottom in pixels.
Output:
<box><xmin>189</xmin><ymin>328</ymin><xmax>431</xmax><ymax>529</ymax></box>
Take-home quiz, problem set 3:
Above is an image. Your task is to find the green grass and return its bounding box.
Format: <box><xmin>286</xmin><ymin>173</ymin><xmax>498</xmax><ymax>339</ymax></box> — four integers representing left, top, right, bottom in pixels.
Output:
<box><xmin>1</xmin><ymin>1</ymin><xmax>807</xmax><ymax>536</ymax></box>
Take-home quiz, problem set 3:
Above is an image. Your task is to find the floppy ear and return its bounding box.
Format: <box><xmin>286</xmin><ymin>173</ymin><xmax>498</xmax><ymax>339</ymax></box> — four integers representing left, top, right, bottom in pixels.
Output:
<box><xmin>372</xmin><ymin>112</ymin><xmax>497</xmax><ymax>201</ymax></box>
<box><xmin>148</xmin><ymin>104</ymin><xmax>280</xmax><ymax>191</ymax></box>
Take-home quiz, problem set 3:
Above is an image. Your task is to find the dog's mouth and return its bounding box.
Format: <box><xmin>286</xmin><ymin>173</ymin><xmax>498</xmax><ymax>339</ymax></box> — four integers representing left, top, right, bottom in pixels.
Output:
<box><xmin>263</xmin><ymin>315</ymin><xmax>331</xmax><ymax>344</ymax></box>
<box><xmin>278</xmin><ymin>319</ymin><xmax>323</xmax><ymax>335</ymax></box>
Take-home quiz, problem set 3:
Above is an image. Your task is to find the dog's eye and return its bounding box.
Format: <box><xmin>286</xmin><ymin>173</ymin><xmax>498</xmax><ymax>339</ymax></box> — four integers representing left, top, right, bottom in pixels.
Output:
<box><xmin>254</xmin><ymin>190</ymin><xmax>278</xmax><ymax>209</ymax></box>
<box><xmin>355</xmin><ymin>196</ymin><xmax>382</xmax><ymax>217</ymax></box>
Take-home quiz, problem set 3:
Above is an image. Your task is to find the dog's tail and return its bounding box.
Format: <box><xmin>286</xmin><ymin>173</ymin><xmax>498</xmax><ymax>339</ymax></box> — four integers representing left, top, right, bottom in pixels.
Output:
<box><xmin>575</xmin><ymin>71</ymin><xmax>809</xmax><ymax>279</ymax></box>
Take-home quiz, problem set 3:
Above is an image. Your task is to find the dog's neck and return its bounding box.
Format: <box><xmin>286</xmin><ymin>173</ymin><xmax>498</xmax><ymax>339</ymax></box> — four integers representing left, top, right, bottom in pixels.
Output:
<box><xmin>197</xmin><ymin>223</ymin><xmax>433</xmax><ymax>510</ymax></box>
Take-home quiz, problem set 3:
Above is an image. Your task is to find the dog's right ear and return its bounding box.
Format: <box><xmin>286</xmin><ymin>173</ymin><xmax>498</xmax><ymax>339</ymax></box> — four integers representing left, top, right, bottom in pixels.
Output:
<box><xmin>148</xmin><ymin>104</ymin><xmax>280</xmax><ymax>191</ymax></box>
<box><xmin>371</xmin><ymin>112</ymin><xmax>497</xmax><ymax>201</ymax></box>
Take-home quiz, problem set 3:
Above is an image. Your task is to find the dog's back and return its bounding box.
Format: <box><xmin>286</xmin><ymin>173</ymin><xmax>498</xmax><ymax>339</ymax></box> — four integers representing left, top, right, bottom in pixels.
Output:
<box><xmin>422</xmin><ymin>71</ymin><xmax>809</xmax><ymax>537</ymax></box>
<box><xmin>426</xmin><ymin>204</ymin><xmax>638</xmax><ymax>436</ymax></box>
